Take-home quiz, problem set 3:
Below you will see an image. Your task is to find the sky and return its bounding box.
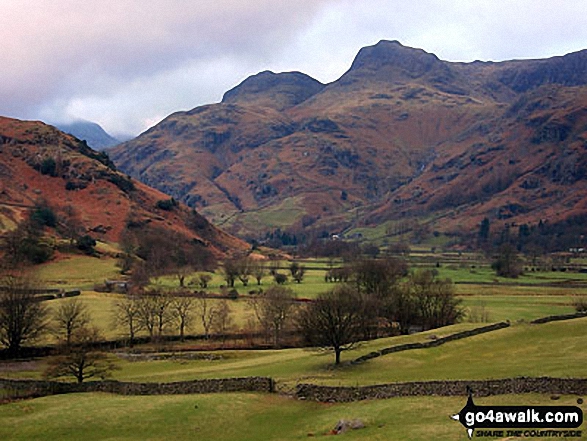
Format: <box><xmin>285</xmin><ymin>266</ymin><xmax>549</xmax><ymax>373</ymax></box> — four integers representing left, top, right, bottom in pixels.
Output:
<box><xmin>2</xmin><ymin>0</ymin><xmax>587</xmax><ymax>138</ymax></box>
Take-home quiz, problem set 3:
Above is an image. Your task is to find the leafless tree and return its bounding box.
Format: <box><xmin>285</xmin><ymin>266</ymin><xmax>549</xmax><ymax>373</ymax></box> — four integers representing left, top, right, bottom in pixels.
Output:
<box><xmin>251</xmin><ymin>261</ymin><xmax>266</xmax><ymax>285</ymax></box>
<box><xmin>52</xmin><ymin>298</ymin><xmax>90</xmax><ymax>346</ymax></box>
<box><xmin>113</xmin><ymin>294</ymin><xmax>143</xmax><ymax>346</ymax></box>
<box><xmin>172</xmin><ymin>294</ymin><xmax>194</xmax><ymax>341</ymax></box>
<box><xmin>44</xmin><ymin>326</ymin><xmax>118</xmax><ymax>383</ymax></box>
<box><xmin>197</xmin><ymin>273</ymin><xmax>212</xmax><ymax>289</ymax></box>
<box><xmin>298</xmin><ymin>285</ymin><xmax>363</xmax><ymax>365</ymax></box>
<box><xmin>290</xmin><ymin>262</ymin><xmax>305</xmax><ymax>284</ymax></box>
<box><xmin>58</xmin><ymin>204</ymin><xmax>84</xmax><ymax>245</ymax></box>
<box><xmin>212</xmin><ymin>300</ymin><xmax>234</xmax><ymax>346</ymax></box>
<box><xmin>116</xmin><ymin>229</ymin><xmax>138</xmax><ymax>275</ymax></box>
<box><xmin>223</xmin><ymin>259</ymin><xmax>240</xmax><ymax>288</ymax></box>
<box><xmin>195</xmin><ymin>294</ymin><xmax>217</xmax><ymax>339</ymax></box>
<box><xmin>136</xmin><ymin>290</ymin><xmax>173</xmax><ymax>341</ymax></box>
<box><xmin>0</xmin><ymin>270</ymin><xmax>48</xmax><ymax>356</ymax></box>
<box><xmin>249</xmin><ymin>285</ymin><xmax>296</xmax><ymax>346</ymax></box>
<box><xmin>236</xmin><ymin>257</ymin><xmax>252</xmax><ymax>287</ymax></box>
<box><xmin>408</xmin><ymin>270</ymin><xmax>463</xmax><ymax>330</ymax></box>
<box><xmin>351</xmin><ymin>257</ymin><xmax>407</xmax><ymax>298</ymax></box>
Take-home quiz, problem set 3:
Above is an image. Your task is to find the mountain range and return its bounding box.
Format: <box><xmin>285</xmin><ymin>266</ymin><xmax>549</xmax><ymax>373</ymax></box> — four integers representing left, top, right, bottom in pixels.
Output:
<box><xmin>108</xmin><ymin>40</ymin><xmax>587</xmax><ymax>241</ymax></box>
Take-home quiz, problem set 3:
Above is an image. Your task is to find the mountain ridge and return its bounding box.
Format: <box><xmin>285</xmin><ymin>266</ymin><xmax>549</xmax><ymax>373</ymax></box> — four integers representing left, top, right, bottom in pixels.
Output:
<box><xmin>0</xmin><ymin>116</ymin><xmax>248</xmax><ymax>256</ymax></box>
<box><xmin>109</xmin><ymin>40</ymin><xmax>587</xmax><ymax>242</ymax></box>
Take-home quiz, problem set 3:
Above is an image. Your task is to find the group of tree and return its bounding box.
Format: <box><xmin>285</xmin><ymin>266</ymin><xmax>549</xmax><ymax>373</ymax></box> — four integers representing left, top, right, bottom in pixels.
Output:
<box><xmin>113</xmin><ymin>289</ymin><xmax>234</xmax><ymax>345</ymax></box>
<box><xmin>248</xmin><ymin>285</ymin><xmax>297</xmax><ymax>346</ymax></box>
<box><xmin>2</xmin><ymin>200</ymin><xmax>99</xmax><ymax>267</ymax></box>
<box><xmin>118</xmin><ymin>225</ymin><xmax>216</xmax><ymax>288</ymax></box>
<box><xmin>222</xmin><ymin>257</ymin><xmax>305</xmax><ymax>288</ymax></box>
<box><xmin>477</xmin><ymin>215</ymin><xmax>587</xmax><ymax>257</ymax></box>
<box><xmin>0</xmin><ymin>266</ymin><xmax>117</xmax><ymax>383</ymax></box>
<box><xmin>222</xmin><ymin>257</ymin><xmax>258</xmax><ymax>288</ymax></box>
<box><xmin>298</xmin><ymin>258</ymin><xmax>463</xmax><ymax>364</ymax></box>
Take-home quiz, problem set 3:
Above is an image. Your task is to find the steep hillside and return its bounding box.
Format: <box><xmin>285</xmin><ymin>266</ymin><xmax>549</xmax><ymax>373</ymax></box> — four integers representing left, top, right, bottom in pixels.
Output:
<box><xmin>0</xmin><ymin>117</ymin><xmax>247</xmax><ymax>256</ymax></box>
<box><xmin>110</xmin><ymin>41</ymin><xmax>587</xmax><ymax>241</ymax></box>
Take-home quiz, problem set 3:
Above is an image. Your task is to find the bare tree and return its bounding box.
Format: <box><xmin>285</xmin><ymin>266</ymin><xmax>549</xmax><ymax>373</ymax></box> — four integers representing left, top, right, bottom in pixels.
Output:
<box><xmin>116</xmin><ymin>228</ymin><xmax>138</xmax><ymax>275</ymax></box>
<box><xmin>197</xmin><ymin>273</ymin><xmax>212</xmax><ymax>289</ymax></box>
<box><xmin>408</xmin><ymin>270</ymin><xmax>463</xmax><ymax>330</ymax></box>
<box><xmin>0</xmin><ymin>270</ymin><xmax>48</xmax><ymax>356</ymax></box>
<box><xmin>172</xmin><ymin>294</ymin><xmax>194</xmax><ymax>341</ymax></box>
<box><xmin>113</xmin><ymin>294</ymin><xmax>143</xmax><ymax>346</ymax></box>
<box><xmin>52</xmin><ymin>298</ymin><xmax>90</xmax><ymax>346</ymax></box>
<box><xmin>492</xmin><ymin>244</ymin><xmax>523</xmax><ymax>278</ymax></box>
<box><xmin>223</xmin><ymin>259</ymin><xmax>239</xmax><ymax>288</ymax></box>
<box><xmin>195</xmin><ymin>294</ymin><xmax>217</xmax><ymax>339</ymax></box>
<box><xmin>251</xmin><ymin>261</ymin><xmax>266</xmax><ymax>285</ymax></box>
<box><xmin>249</xmin><ymin>286</ymin><xmax>296</xmax><ymax>346</ymax></box>
<box><xmin>298</xmin><ymin>285</ymin><xmax>363</xmax><ymax>365</ymax></box>
<box><xmin>58</xmin><ymin>204</ymin><xmax>84</xmax><ymax>246</ymax></box>
<box><xmin>212</xmin><ymin>300</ymin><xmax>234</xmax><ymax>346</ymax></box>
<box><xmin>290</xmin><ymin>262</ymin><xmax>305</xmax><ymax>284</ymax></box>
<box><xmin>136</xmin><ymin>290</ymin><xmax>173</xmax><ymax>341</ymax></box>
<box><xmin>44</xmin><ymin>326</ymin><xmax>118</xmax><ymax>383</ymax></box>
<box><xmin>351</xmin><ymin>257</ymin><xmax>407</xmax><ymax>298</ymax></box>
<box><xmin>236</xmin><ymin>257</ymin><xmax>252</xmax><ymax>287</ymax></box>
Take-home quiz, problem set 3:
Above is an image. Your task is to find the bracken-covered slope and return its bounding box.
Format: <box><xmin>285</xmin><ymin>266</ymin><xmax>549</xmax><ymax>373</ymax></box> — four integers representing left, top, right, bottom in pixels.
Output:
<box><xmin>110</xmin><ymin>40</ymin><xmax>587</xmax><ymax>238</ymax></box>
<box><xmin>0</xmin><ymin>117</ymin><xmax>247</xmax><ymax>256</ymax></box>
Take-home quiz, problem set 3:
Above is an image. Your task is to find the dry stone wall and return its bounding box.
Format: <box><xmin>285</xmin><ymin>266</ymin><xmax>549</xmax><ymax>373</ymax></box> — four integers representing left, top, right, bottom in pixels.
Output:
<box><xmin>296</xmin><ymin>377</ymin><xmax>587</xmax><ymax>402</ymax></box>
<box><xmin>0</xmin><ymin>377</ymin><xmax>274</xmax><ymax>399</ymax></box>
<box><xmin>352</xmin><ymin>322</ymin><xmax>510</xmax><ymax>364</ymax></box>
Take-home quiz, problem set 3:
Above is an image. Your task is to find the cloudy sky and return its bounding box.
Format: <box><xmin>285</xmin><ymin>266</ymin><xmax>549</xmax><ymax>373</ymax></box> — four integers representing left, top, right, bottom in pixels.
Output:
<box><xmin>2</xmin><ymin>0</ymin><xmax>587</xmax><ymax>138</ymax></box>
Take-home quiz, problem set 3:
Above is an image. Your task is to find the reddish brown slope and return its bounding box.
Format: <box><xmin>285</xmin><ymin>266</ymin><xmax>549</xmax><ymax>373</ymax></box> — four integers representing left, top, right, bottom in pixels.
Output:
<box><xmin>0</xmin><ymin>117</ymin><xmax>247</xmax><ymax>256</ymax></box>
<box><xmin>110</xmin><ymin>41</ymin><xmax>587</xmax><ymax>239</ymax></box>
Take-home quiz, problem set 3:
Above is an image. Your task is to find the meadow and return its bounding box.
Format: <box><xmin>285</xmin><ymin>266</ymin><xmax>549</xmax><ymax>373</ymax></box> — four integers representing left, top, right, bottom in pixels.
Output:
<box><xmin>3</xmin><ymin>246</ymin><xmax>586</xmax><ymax>440</ymax></box>
<box><xmin>1</xmin><ymin>392</ymin><xmax>584</xmax><ymax>441</ymax></box>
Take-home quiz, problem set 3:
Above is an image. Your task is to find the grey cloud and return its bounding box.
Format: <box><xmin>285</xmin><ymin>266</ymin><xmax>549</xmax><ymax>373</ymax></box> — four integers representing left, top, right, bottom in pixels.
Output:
<box><xmin>1</xmin><ymin>0</ymin><xmax>587</xmax><ymax>136</ymax></box>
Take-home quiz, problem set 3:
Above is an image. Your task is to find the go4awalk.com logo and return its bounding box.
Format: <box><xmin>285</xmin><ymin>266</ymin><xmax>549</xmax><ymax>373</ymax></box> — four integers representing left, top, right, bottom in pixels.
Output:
<box><xmin>451</xmin><ymin>393</ymin><xmax>583</xmax><ymax>439</ymax></box>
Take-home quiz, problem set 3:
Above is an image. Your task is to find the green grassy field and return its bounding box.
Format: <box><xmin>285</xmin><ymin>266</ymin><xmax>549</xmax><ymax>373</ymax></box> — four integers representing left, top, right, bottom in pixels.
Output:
<box><xmin>37</xmin><ymin>255</ymin><xmax>120</xmax><ymax>289</ymax></box>
<box><xmin>12</xmin><ymin>249</ymin><xmax>587</xmax><ymax>441</ymax></box>
<box><xmin>0</xmin><ymin>392</ymin><xmax>584</xmax><ymax>441</ymax></box>
<box><xmin>44</xmin><ymin>292</ymin><xmax>259</xmax><ymax>342</ymax></box>
<box><xmin>7</xmin><ymin>318</ymin><xmax>586</xmax><ymax>390</ymax></box>
<box><xmin>109</xmin><ymin>318</ymin><xmax>587</xmax><ymax>386</ymax></box>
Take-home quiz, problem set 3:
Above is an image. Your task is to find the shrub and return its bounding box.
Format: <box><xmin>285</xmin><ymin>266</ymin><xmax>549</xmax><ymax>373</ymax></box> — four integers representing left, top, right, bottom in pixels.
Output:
<box><xmin>274</xmin><ymin>273</ymin><xmax>288</xmax><ymax>285</ymax></box>
<box><xmin>156</xmin><ymin>198</ymin><xmax>178</xmax><ymax>211</ymax></box>
<box><xmin>108</xmin><ymin>174</ymin><xmax>135</xmax><ymax>193</ymax></box>
<box><xmin>40</xmin><ymin>157</ymin><xmax>57</xmax><ymax>177</ymax></box>
<box><xmin>20</xmin><ymin>239</ymin><xmax>53</xmax><ymax>264</ymax></box>
<box><xmin>65</xmin><ymin>181</ymin><xmax>88</xmax><ymax>191</ymax></box>
<box><xmin>31</xmin><ymin>206</ymin><xmax>57</xmax><ymax>228</ymax></box>
<box><xmin>227</xmin><ymin>289</ymin><xmax>239</xmax><ymax>300</ymax></box>
<box><xmin>76</xmin><ymin>235</ymin><xmax>96</xmax><ymax>255</ymax></box>
<box><xmin>573</xmin><ymin>297</ymin><xmax>587</xmax><ymax>313</ymax></box>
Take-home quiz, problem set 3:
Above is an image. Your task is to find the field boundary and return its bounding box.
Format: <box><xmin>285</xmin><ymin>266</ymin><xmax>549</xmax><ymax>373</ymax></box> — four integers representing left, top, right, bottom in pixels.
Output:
<box><xmin>531</xmin><ymin>311</ymin><xmax>587</xmax><ymax>324</ymax></box>
<box><xmin>295</xmin><ymin>377</ymin><xmax>587</xmax><ymax>402</ymax></box>
<box><xmin>0</xmin><ymin>376</ymin><xmax>274</xmax><ymax>401</ymax></box>
<box><xmin>351</xmin><ymin>322</ymin><xmax>510</xmax><ymax>364</ymax></box>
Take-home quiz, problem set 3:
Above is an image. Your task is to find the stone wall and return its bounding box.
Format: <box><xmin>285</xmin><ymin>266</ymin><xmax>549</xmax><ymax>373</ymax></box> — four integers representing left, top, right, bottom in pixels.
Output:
<box><xmin>296</xmin><ymin>377</ymin><xmax>587</xmax><ymax>402</ymax></box>
<box><xmin>531</xmin><ymin>312</ymin><xmax>587</xmax><ymax>324</ymax></box>
<box><xmin>0</xmin><ymin>376</ymin><xmax>274</xmax><ymax>399</ymax></box>
<box><xmin>352</xmin><ymin>321</ymin><xmax>510</xmax><ymax>364</ymax></box>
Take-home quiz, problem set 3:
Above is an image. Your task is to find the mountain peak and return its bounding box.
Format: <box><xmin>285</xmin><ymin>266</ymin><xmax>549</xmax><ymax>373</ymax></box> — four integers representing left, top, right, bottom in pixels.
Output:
<box><xmin>346</xmin><ymin>40</ymin><xmax>443</xmax><ymax>80</ymax></box>
<box><xmin>221</xmin><ymin>70</ymin><xmax>324</xmax><ymax>111</ymax></box>
<box><xmin>54</xmin><ymin>120</ymin><xmax>120</xmax><ymax>150</ymax></box>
